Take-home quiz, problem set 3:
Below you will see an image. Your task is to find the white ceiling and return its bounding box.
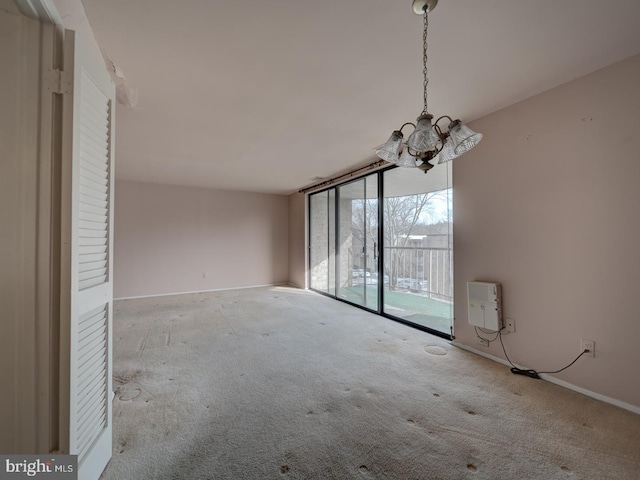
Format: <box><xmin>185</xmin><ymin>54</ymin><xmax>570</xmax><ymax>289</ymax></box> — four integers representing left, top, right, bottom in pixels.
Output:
<box><xmin>81</xmin><ymin>0</ymin><xmax>640</xmax><ymax>195</ymax></box>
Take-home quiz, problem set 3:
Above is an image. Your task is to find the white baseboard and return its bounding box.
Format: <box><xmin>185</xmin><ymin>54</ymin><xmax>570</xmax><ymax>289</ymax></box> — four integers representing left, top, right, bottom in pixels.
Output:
<box><xmin>451</xmin><ymin>341</ymin><xmax>640</xmax><ymax>416</ymax></box>
<box><xmin>114</xmin><ymin>282</ymin><xmax>290</xmax><ymax>301</ymax></box>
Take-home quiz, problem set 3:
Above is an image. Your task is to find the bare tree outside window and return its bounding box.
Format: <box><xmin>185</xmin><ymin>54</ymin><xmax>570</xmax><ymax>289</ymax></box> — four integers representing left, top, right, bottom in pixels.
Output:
<box><xmin>352</xmin><ymin>190</ymin><xmax>450</xmax><ymax>290</ymax></box>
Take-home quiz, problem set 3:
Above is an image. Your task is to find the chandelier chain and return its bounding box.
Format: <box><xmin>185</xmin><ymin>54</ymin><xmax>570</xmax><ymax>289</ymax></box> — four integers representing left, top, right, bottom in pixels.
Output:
<box><xmin>422</xmin><ymin>10</ymin><xmax>429</xmax><ymax>115</ymax></box>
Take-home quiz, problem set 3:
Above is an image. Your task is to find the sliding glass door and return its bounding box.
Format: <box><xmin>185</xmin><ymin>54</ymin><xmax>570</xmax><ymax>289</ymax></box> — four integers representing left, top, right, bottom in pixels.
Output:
<box><xmin>336</xmin><ymin>177</ymin><xmax>378</xmax><ymax>310</ymax></box>
<box><xmin>308</xmin><ymin>163</ymin><xmax>453</xmax><ymax>338</ymax></box>
<box><xmin>309</xmin><ymin>189</ymin><xmax>336</xmax><ymax>295</ymax></box>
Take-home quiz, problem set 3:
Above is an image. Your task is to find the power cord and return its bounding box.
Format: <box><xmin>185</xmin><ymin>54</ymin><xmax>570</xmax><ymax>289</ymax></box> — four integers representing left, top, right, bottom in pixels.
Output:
<box><xmin>498</xmin><ymin>330</ymin><xmax>589</xmax><ymax>379</ymax></box>
<box><xmin>474</xmin><ymin>326</ymin><xmax>501</xmax><ymax>343</ymax></box>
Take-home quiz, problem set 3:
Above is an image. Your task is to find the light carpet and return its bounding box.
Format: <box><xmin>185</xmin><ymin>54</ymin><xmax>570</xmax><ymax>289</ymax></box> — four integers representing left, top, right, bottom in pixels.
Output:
<box><xmin>101</xmin><ymin>286</ymin><xmax>640</xmax><ymax>480</ymax></box>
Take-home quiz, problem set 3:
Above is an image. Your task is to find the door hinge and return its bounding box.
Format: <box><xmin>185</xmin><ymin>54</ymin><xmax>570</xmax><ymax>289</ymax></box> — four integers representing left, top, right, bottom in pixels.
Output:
<box><xmin>45</xmin><ymin>69</ymin><xmax>72</xmax><ymax>95</ymax></box>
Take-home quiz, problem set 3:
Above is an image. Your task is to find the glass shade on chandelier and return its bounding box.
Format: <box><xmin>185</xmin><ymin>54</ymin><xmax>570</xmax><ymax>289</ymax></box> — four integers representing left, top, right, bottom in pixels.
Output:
<box><xmin>437</xmin><ymin>136</ymin><xmax>458</xmax><ymax>163</ymax></box>
<box><xmin>397</xmin><ymin>148</ymin><xmax>418</xmax><ymax>168</ymax></box>
<box><xmin>375</xmin><ymin>0</ymin><xmax>483</xmax><ymax>173</ymax></box>
<box><xmin>375</xmin><ymin>130</ymin><xmax>404</xmax><ymax>163</ymax></box>
<box><xmin>407</xmin><ymin>114</ymin><xmax>440</xmax><ymax>153</ymax></box>
<box><xmin>449</xmin><ymin>119</ymin><xmax>483</xmax><ymax>155</ymax></box>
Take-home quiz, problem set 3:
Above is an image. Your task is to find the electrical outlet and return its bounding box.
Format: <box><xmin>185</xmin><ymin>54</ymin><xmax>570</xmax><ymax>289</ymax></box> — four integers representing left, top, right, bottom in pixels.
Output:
<box><xmin>580</xmin><ymin>339</ymin><xmax>595</xmax><ymax>357</ymax></box>
<box><xmin>504</xmin><ymin>318</ymin><xmax>515</xmax><ymax>333</ymax></box>
<box><xmin>476</xmin><ymin>336</ymin><xmax>489</xmax><ymax>347</ymax></box>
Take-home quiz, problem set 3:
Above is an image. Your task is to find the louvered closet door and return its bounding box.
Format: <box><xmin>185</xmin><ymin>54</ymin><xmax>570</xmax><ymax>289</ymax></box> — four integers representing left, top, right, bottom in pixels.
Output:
<box><xmin>61</xmin><ymin>30</ymin><xmax>115</xmax><ymax>480</ymax></box>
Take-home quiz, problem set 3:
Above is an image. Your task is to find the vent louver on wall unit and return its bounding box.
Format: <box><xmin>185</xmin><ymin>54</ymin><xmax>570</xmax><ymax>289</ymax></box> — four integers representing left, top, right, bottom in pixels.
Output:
<box><xmin>467</xmin><ymin>281</ymin><xmax>503</xmax><ymax>331</ymax></box>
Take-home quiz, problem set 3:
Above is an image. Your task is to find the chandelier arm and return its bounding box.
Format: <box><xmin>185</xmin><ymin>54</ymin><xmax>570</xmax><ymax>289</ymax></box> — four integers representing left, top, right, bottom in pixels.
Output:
<box><xmin>407</xmin><ymin>146</ymin><xmax>443</xmax><ymax>159</ymax></box>
<box><xmin>406</xmin><ymin>145</ymin><xmax>420</xmax><ymax>157</ymax></box>
<box><xmin>432</xmin><ymin>125</ymin><xmax>445</xmax><ymax>156</ymax></box>
<box><xmin>434</xmin><ymin>124</ymin><xmax>448</xmax><ymax>143</ymax></box>
<box><xmin>399</xmin><ymin>122</ymin><xmax>416</xmax><ymax>133</ymax></box>
<box><xmin>428</xmin><ymin>142</ymin><xmax>443</xmax><ymax>157</ymax></box>
<box><xmin>434</xmin><ymin>115</ymin><xmax>454</xmax><ymax>126</ymax></box>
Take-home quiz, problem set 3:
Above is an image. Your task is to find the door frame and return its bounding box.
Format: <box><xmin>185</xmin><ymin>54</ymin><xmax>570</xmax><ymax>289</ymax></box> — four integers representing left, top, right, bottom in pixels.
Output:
<box><xmin>12</xmin><ymin>0</ymin><xmax>65</xmax><ymax>453</ymax></box>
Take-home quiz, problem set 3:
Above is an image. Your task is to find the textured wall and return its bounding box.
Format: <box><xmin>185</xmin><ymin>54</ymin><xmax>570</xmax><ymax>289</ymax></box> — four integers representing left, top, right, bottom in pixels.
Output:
<box><xmin>114</xmin><ymin>181</ymin><xmax>289</xmax><ymax>298</ymax></box>
<box><xmin>453</xmin><ymin>54</ymin><xmax>640</xmax><ymax>408</ymax></box>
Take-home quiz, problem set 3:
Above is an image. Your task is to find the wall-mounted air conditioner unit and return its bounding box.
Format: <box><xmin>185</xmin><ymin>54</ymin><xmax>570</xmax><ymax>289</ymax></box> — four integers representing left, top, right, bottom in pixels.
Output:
<box><xmin>467</xmin><ymin>281</ymin><xmax>503</xmax><ymax>332</ymax></box>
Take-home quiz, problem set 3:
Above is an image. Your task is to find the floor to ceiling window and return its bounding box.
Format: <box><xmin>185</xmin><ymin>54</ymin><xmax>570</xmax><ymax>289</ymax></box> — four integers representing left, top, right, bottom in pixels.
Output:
<box><xmin>308</xmin><ymin>162</ymin><xmax>453</xmax><ymax>339</ymax></box>
<box><xmin>336</xmin><ymin>176</ymin><xmax>379</xmax><ymax>310</ymax></box>
<box><xmin>309</xmin><ymin>189</ymin><xmax>336</xmax><ymax>295</ymax></box>
<box><xmin>382</xmin><ymin>166</ymin><xmax>453</xmax><ymax>336</ymax></box>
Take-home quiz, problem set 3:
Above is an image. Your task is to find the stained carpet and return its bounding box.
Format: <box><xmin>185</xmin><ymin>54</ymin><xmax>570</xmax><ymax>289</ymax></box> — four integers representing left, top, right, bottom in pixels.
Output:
<box><xmin>101</xmin><ymin>286</ymin><xmax>640</xmax><ymax>480</ymax></box>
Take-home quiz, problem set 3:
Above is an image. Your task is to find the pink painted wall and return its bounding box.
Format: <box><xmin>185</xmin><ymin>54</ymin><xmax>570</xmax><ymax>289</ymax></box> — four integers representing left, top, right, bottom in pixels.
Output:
<box><xmin>453</xmin><ymin>54</ymin><xmax>640</xmax><ymax>408</ymax></box>
<box><xmin>114</xmin><ymin>180</ymin><xmax>289</xmax><ymax>298</ymax></box>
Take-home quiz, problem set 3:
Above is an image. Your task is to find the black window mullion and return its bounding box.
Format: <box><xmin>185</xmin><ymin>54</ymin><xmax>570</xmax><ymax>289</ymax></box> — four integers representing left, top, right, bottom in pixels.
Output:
<box><xmin>377</xmin><ymin>171</ymin><xmax>384</xmax><ymax>314</ymax></box>
<box><xmin>334</xmin><ymin>188</ymin><xmax>339</xmax><ymax>297</ymax></box>
<box><xmin>362</xmin><ymin>177</ymin><xmax>367</xmax><ymax>308</ymax></box>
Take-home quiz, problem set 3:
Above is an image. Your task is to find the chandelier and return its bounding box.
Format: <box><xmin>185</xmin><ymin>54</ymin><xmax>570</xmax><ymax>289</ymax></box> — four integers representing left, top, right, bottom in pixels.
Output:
<box><xmin>376</xmin><ymin>0</ymin><xmax>482</xmax><ymax>173</ymax></box>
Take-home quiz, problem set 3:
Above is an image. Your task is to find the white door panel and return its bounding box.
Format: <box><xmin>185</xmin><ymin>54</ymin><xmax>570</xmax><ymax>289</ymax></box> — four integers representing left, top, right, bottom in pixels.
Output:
<box><xmin>60</xmin><ymin>29</ymin><xmax>115</xmax><ymax>480</ymax></box>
